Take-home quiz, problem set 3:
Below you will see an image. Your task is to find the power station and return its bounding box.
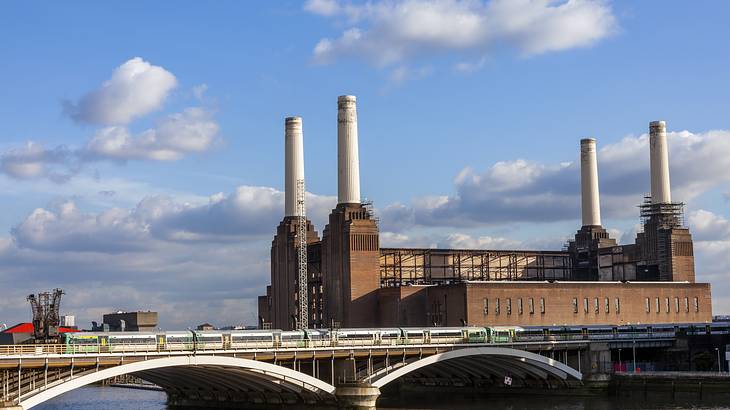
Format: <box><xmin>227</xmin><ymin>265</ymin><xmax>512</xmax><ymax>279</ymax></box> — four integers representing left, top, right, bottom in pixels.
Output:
<box><xmin>258</xmin><ymin>96</ymin><xmax>712</xmax><ymax>330</ymax></box>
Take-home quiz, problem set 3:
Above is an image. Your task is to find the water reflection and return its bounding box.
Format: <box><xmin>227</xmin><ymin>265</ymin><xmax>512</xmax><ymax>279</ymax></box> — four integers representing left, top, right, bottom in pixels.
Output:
<box><xmin>34</xmin><ymin>386</ymin><xmax>730</xmax><ymax>410</ymax></box>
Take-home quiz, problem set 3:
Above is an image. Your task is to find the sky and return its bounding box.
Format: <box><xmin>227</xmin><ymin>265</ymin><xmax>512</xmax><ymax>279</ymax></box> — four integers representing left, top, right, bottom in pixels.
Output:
<box><xmin>1</xmin><ymin>0</ymin><xmax>730</xmax><ymax>330</ymax></box>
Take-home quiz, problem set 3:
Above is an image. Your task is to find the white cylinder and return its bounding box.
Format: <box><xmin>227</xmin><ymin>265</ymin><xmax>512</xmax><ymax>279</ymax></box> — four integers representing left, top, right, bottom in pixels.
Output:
<box><xmin>284</xmin><ymin>116</ymin><xmax>305</xmax><ymax>217</ymax></box>
<box><xmin>337</xmin><ymin>95</ymin><xmax>361</xmax><ymax>205</ymax></box>
<box><xmin>650</xmin><ymin>120</ymin><xmax>672</xmax><ymax>204</ymax></box>
<box><xmin>580</xmin><ymin>138</ymin><xmax>602</xmax><ymax>227</ymax></box>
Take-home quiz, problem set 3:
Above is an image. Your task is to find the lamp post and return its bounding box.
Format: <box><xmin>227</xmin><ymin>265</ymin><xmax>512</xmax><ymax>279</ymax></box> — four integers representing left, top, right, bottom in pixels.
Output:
<box><xmin>716</xmin><ymin>348</ymin><xmax>721</xmax><ymax>373</ymax></box>
<box><xmin>633</xmin><ymin>340</ymin><xmax>637</xmax><ymax>373</ymax></box>
<box><xmin>618</xmin><ymin>348</ymin><xmax>622</xmax><ymax>372</ymax></box>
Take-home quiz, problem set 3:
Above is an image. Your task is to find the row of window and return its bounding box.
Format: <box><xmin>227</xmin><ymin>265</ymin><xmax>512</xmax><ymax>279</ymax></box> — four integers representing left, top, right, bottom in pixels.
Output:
<box><xmin>482</xmin><ymin>297</ymin><xmax>546</xmax><ymax>315</ymax></box>
<box><xmin>644</xmin><ymin>296</ymin><xmax>699</xmax><ymax>314</ymax></box>
<box><xmin>569</xmin><ymin>296</ymin><xmax>700</xmax><ymax>315</ymax></box>
<box><xmin>572</xmin><ymin>297</ymin><xmax>621</xmax><ymax>314</ymax></box>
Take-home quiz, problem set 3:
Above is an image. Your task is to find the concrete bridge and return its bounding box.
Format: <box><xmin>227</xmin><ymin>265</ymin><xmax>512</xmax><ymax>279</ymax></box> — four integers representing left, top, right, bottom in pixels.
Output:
<box><xmin>0</xmin><ymin>337</ymin><xmax>671</xmax><ymax>409</ymax></box>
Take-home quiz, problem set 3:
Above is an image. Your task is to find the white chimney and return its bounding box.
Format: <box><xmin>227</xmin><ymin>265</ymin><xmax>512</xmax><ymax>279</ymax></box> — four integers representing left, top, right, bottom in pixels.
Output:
<box><xmin>284</xmin><ymin>116</ymin><xmax>304</xmax><ymax>217</ymax></box>
<box><xmin>650</xmin><ymin>120</ymin><xmax>672</xmax><ymax>204</ymax></box>
<box><xmin>580</xmin><ymin>138</ymin><xmax>602</xmax><ymax>227</ymax></box>
<box><xmin>337</xmin><ymin>95</ymin><xmax>361</xmax><ymax>205</ymax></box>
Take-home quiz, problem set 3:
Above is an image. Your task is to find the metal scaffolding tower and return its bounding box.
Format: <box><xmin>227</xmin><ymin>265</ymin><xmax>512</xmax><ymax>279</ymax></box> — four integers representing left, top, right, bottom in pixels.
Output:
<box><xmin>296</xmin><ymin>178</ymin><xmax>308</xmax><ymax>330</ymax></box>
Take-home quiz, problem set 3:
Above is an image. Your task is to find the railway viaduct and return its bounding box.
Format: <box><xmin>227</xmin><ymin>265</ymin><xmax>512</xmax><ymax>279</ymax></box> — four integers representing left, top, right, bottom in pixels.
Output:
<box><xmin>0</xmin><ymin>337</ymin><xmax>672</xmax><ymax>409</ymax></box>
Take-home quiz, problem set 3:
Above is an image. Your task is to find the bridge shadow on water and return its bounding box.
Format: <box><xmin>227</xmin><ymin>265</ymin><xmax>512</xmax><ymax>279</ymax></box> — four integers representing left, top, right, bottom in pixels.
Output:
<box><xmin>33</xmin><ymin>384</ymin><xmax>730</xmax><ymax>410</ymax></box>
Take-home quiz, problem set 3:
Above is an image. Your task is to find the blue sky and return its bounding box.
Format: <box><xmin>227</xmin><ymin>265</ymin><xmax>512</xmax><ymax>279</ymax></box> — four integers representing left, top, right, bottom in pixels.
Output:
<box><xmin>1</xmin><ymin>1</ymin><xmax>729</xmax><ymax>329</ymax></box>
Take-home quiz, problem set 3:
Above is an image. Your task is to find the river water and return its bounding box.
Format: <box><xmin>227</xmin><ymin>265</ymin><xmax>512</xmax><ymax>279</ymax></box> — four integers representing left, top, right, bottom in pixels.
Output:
<box><xmin>33</xmin><ymin>386</ymin><xmax>730</xmax><ymax>409</ymax></box>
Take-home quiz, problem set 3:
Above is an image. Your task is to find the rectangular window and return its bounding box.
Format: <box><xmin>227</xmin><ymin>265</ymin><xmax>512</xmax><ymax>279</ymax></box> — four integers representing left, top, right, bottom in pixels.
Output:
<box><xmin>694</xmin><ymin>297</ymin><xmax>699</xmax><ymax>312</ymax></box>
<box><xmin>483</xmin><ymin>298</ymin><xmax>489</xmax><ymax>315</ymax></box>
<box><xmin>615</xmin><ymin>298</ymin><xmax>621</xmax><ymax>314</ymax></box>
<box><xmin>665</xmin><ymin>297</ymin><xmax>670</xmax><ymax>313</ymax></box>
<box><xmin>572</xmin><ymin>298</ymin><xmax>578</xmax><ymax>314</ymax></box>
<box><xmin>540</xmin><ymin>298</ymin><xmax>546</xmax><ymax>314</ymax></box>
<box><xmin>655</xmin><ymin>297</ymin><xmax>660</xmax><ymax>314</ymax></box>
<box><xmin>506</xmin><ymin>298</ymin><xmax>512</xmax><ymax>315</ymax></box>
<box><xmin>529</xmin><ymin>298</ymin><xmax>535</xmax><ymax>314</ymax></box>
<box><xmin>684</xmin><ymin>297</ymin><xmax>689</xmax><ymax>313</ymax></box>
<box><xmin>518</xmin><ymin>298</ymin><xmax>523</xmax><ymax>315</ymax></box>
<box><xmin>594</xmin><ymin>297</ymin><xmax>600</xmax><ymax>314</ymax></box>
<box><xmin>605</xmin><ymin>297</ymin><xmax>610</xmax><ymax>313</ymax></box>
<box><xmin>584</xmin><ymin>298</ymin><xmax>589</xmax><ymax>313</ymax></box>
<box><xmin>674</xmin><ymin>297</ymin><xmax>680</xmax><ymax>313</ymax></box>
<box><xmin>495</xmin><ymin>298</ymin><xmax>500</xmax><ymax>315</ymax></box>
<box><xmin>645</xmin><ymin>297</ymin><xmax>651</xmax><ymax>313</ymax></box>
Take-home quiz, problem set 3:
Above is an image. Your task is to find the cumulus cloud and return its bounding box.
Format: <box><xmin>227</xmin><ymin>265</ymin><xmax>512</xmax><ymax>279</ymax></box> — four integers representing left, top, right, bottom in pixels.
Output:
<box><xmin>64</xmin><ymin>57</ymin><xmax>177</xmax><ymax>125</ymax></box>
<box><xmin>0</xmin><ymin>185</ymin><xmax>337</xmax><ymax>328</ymax></box>
<box><xmin>84</xmin><ymin>107</ymin><xmax>220</xmax><ymax>161</ymax></box>
<box><xmin>11</xmin><ymin>186</ymin><xmax>336</xmax><ymax>252</ymax></box>
<box><xmin>306</xmin><ymin>0</ymin><xmax>617</xmax><ymax>66</ymax></box>
<box><xmin>0</xmin><ymin>142</ymin><xmax>79</xmax><ymax>182</ymax></box>
<box><xmin>380</xmin><ymin>128</ymin><xmax>730</xmax><ymax>231</ymax></box>
<box><xmin>438</xmin><ymin>232</ymin><xmax>521</xmax><ymax>249</ymax></box>
<box><xmin>2</xmin><ymin>58</ymin><xmax>219</xmax><ymax>183</ymax></box>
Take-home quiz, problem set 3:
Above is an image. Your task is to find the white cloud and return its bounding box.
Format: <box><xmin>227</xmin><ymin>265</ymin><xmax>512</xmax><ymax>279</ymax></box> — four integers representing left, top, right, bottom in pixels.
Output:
<box><xmin>379</xmin><ymin>128</ymin><xmax>730</xmax><ymax>231</ymax></box>
<box><xmin>0</xmin><ymin>142</ymin><xmax>79</xmax><ymax>182</ymax></box>
<box><xmin>308</xmin><ymin>0</ymin><xmax>617</xmax><ymax>66</ymax></box>
<box><xmin>689</xmin><ymin>209</ymin><xmax>730</xmax><ymax>242</ymax></box>
<box><xmin>454</xmin><ymin>56</ymin><xmax>488</xmax><ymax>73</ymax></box>
<box><xmin>0</xmin><ymin>185</ymin><xmax>336</xmax><ymax>329</ymax></box>
<box><xmin>10</xmin><ymin>186</ymin><xmax>336</xmax><ymax>251</ymax></box>
<box><xmin>192</xmin><ymin>83</ymin><xmax>208</xmax><ymax>100</ymax></box>
<box><xmin>84</xmin><ymin>107</ymin><xmax>220</xmax><ymax>161</ymax></box>
<box><xmin>304</xmin><ymin>0</ymin><xmax>343</xmax><ymax>16</ymax></box>
<box><xmin>439</xmin><ymin>232</ymin><xmax>521</xmax><ymax>249</ymax></box>
<box><xmin>64</xmin><ymin>57</ymin><xmax>178</xmax><ymax>125</ymax></box>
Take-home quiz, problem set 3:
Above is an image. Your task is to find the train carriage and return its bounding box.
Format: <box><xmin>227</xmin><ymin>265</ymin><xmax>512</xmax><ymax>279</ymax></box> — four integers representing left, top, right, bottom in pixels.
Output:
<box><xmin>63</xmin><ymin>333</ymin><xmax>105</xmax><ymax>353</ymax></box>
<box><xmin>107</xmin><ymin>333</ymin><xmax>158</xmax><ymax>352</ymax></box>
<box><xmin>333</xmin><ymin>329</ymin><xmax>377</xmax><ymax>346</ymax></box>
<box><xmin>428</xmin><ymin>327</ymin><xmax>467</xmax><ymax>344</ymax></box>
<box><xmin>165</xmin><ymin>331</ymin><xmax>194</xmax><ymax>351</ymax></box>
<box><xmin>400</xmin><ymin>328</ymin><xmax>427</xmax><ymax>345</ymax></box>
<box><xmin>279</xmin><ymin>330</ymin><xmax>306</xmax><ymax>348</ymax></box>
<box><xmin>230</xmin><ymin>330</ymin><xmax>276</xmax><ymax>349</ymax></box>
<box><xmin>304</xmin><ymin>329</ymin><xmax>331</xmax><ymax>348</ymax></box>
<box><xmin>194</xmin><ymin>331</ymin><xmax>224</xmax><ymax>350</ymax></box>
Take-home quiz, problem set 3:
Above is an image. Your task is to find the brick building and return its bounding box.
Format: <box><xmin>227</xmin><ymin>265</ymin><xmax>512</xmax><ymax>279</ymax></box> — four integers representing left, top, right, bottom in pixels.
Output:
<box><xmin>258</xmin><ymin>99</ymin><xmax>712</xmax><ymax>330</ymax></box>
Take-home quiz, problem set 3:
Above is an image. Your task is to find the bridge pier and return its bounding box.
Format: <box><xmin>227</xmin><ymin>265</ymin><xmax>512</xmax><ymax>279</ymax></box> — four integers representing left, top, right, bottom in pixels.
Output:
<box><xmin>0</xmin><ymin>402</ymin><xmax>21</xmax><ymax>410</ymax></box>
<box><xmin>335</xmin><ymin>384</ymin><xmax>380</xmax><ymax>410</ymax></box>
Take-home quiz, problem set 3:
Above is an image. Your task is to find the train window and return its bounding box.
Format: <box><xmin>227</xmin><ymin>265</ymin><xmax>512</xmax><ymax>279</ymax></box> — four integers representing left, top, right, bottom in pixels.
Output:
<box><xmin>529</xmin><ymin>298</ymin><xmax>535</xmax><ymax>314</ymax></box>
<box><xmin>645</xmin><ymin>298</ymin><xmax>651</xmax><ymax>313</ymax></box>
<box><xmin>584</xmin><ymin>298</ymin><xmax>589</xmax><ymax>313</ymax></box>
<box><xmin>605</xmin><ymin>297</ymin><xmax>610</xmax><ymax>313</ymax></box>
<box><xmin>506</xmin><ymin>298</ymin><xmax>512</xmax><ymax>315</ymax></box>
<box><xmin>495</xmin><ymin>298</ymin><xmax>500</xmax><ymax>315</ymax></box>
<box><xmin>655</xmin><ymin>297</ymin><xmax>660</xmax><ymax>314</ymax></box>
<box><xmin>694</xmin><ymin>297</ymin><xmax>699</xmax><ymax>312</ymax></box>
<box><xmin>518</xmin><ymin>298</ymin><xmax>523</xmax><ymax>315</ymax></box>
<box><xmin>594</xmin><ymin>298</ymin><xmax>599</xmax><ymax>314</ymax></box>
<box><xmin>615</xmin><ymin>298</ymin><xmax>620</xmax><ymax>314</ymax></box>
<box><xmin>483</xmin><ymin>298</ymin><xmax>489</xmax><ymax>315</ymax></box>
<box><xmin>675</xmin><ymin>297</ymin><xmax>680</xmax><ymax>313</ymax></box>
<box><xmin>540</xmin><ymin>298</ymin><xmax>545</xmax><ymax>314</ymax></box>
<box><xmin>684</xmin><ymin>297</ymin><xmax>689</xmax><ymax>313</ymax></box>
<box><xmin>665</xmin><ymin>297</ymin><xmax>670</xmax><ymax>313</ymax></box>
<box><xmin>572</xmin><ymin>298</ymin><xmax>578</xmax><ymax>314</ymax></box>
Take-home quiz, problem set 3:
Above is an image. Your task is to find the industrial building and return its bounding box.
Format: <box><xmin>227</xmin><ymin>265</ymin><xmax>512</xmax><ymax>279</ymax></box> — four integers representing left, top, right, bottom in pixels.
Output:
<box><xmin>258</xmin><ymin>96</ymin><xmax>712</xmax><ymax>330</ymax></box>
<box><xmin>99</xmin><ymin>311</ymin><xmax>158</xmax><ymax>332</ymax></box>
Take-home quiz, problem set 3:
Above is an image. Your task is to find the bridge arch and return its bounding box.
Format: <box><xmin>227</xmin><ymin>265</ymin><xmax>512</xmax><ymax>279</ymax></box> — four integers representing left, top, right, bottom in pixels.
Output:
<box><xmin>20</xmin><ymin>356</ymin><xmax>336</xmax><ymax>409</ymax></box>
<box><xmin>368</xmin><ymin>347</ymin><xmax>582</xmax><ymax>389</ymax></box>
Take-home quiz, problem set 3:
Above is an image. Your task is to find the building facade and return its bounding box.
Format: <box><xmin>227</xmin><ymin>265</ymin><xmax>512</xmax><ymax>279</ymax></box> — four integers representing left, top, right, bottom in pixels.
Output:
<box><xmin>258</xmin><ymin>100</ymin><xmax>712</xmax><ymax>330</ymax></box>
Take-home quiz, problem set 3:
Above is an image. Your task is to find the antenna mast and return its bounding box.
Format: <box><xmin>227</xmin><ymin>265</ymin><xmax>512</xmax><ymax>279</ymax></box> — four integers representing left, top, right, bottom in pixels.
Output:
<box><xmin>296</xmin><ymin>178</ymin><xmax>308</xmax><ymax>329</ymax></box>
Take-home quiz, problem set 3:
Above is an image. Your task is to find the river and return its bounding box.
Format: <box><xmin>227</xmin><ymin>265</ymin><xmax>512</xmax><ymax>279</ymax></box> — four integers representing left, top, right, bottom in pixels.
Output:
<box><xmin>33</xmin><ymin>386</ymin><xmax>730</xmax><ymax>409</ymax></box>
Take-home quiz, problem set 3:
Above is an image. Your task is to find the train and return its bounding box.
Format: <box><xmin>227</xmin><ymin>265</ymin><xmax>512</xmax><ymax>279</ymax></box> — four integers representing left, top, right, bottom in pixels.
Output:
<box><xmin>61</xmin><ymin>323</ymin><xmax>729</xmax><ymax>353</ymax></box>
